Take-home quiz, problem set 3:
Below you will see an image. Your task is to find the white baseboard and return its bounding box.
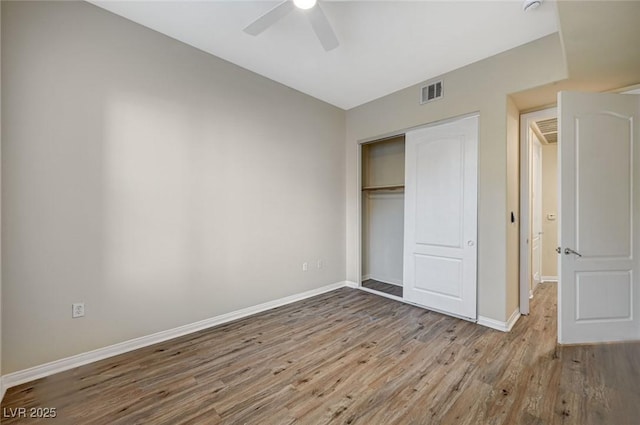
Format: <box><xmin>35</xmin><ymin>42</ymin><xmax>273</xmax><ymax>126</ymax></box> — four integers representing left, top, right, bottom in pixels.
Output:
<box><xmin>361</xmin><ymin>274</ymin><xmax>371</xmax><ymax>281</ymax></box>
<box><xmin>506</xmin><ymin>308</ymin><xmax>521</xmax><ymax>331</ymax></box>
<box><xmin>345</xmin><ymin>281</ymin><xmax>358</xmax><ymax>289</ymax></box>
<box><xmin>1</xmin><ymin>376</ymin><xmax>5</xmax><ymax>403</ymax></box>
<box><xmin>1</xmin><ymin>281</ymin><xmax>350</xmax><ymax>392</ymax></box>
<box><xmin>478</xmin><ymin>308</ymin><xmax>521</xmax><ymax>332</ymax></box>
<box><xmin>541</xmin><ymin>276</ymin><xmax>558</xmax><ymax>283</ymax></box>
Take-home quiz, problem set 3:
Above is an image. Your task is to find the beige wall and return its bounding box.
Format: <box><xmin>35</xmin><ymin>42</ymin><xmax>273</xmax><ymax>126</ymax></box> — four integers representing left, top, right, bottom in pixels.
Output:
<box><xmin>541</xmin><ymin>144</ymin><xmax>558</xmax><ymax>278</ymax></box>
<box><xmin>2</xmin><ymin>1</ymin><xmax>346</xmax><ymax>373</ymax></box>
<box><xmin>346</xmin><ymin>34</ymin><xmax>567</xmax><ymax>322</ymax></box>
<box><xmin>0</xmin><ymin>0</ymin><xmax>3</xmax><ymax>381</ymax></box>
<box><xmin>506</xmin><ymin>97</ymin><xmax>520</xmax><ymax>316</ymax></box>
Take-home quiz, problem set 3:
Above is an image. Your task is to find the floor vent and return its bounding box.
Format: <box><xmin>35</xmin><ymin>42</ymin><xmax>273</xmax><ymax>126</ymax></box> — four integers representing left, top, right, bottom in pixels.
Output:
<box><xmin>421</xmin><ymin>80</ymin><xmax>443</xmax><ymax>104</ymax></box>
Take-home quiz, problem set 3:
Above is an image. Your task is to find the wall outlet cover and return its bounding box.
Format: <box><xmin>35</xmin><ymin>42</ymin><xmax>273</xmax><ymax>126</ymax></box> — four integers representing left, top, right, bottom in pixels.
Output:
<box><xmin>72</xmin><ymin>303</ymin><xmax>85</xmax><ymax>318</ymax></box>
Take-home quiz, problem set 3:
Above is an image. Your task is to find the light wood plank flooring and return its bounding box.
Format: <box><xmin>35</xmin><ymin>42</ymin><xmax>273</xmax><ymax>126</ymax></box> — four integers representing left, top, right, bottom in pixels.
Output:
<box><xmin>2</xmin><ymin>283</ymin><xmax>639</xmax><ymax>424</ymax></box>
<box><xmin>361</xmin><ymin>279</ymin><xmax>403</xmax><ymax>297</ymax></box>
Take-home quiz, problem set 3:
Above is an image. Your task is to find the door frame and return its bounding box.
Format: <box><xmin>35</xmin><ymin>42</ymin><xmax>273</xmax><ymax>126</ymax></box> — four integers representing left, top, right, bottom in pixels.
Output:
<box><xmin>519</xmin><ymin>107</ymin><xmax>556</xmax><ymax>315</ymax></box>
<box><xmin>357</xmin><ymin>132</ymin><xmax>405</xmax><ymax>301</ymax></box>
<box><xmin>357</xmin><ymin>133</ymin><xmax>406</xmax><ymax>301</ymax></box>
<box><xmin>518</xmin><ymin>88</ymin><xmax>638</xmax><ymax>320</ymax></box>
<box><xmin>356</xmin><ymin>112</ymin><xmax>480</xmax><ymax>318</ymax></box>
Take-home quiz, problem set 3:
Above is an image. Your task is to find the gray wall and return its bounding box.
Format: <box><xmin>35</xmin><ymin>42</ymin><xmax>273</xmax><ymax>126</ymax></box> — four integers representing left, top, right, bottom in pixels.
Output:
<box><xmin>2</xmin><ymin>1</ymin><xmax>346</xmax><ymax>373</ymax></box>
<box><xmin>346</xmin><ymin>34</ymin><xmax>567</xmax><ymax>323</ymax></box>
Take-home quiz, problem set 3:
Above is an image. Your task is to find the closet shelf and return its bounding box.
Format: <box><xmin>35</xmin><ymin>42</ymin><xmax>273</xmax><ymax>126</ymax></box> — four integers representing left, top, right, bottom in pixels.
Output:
<box><xmin>362</xmin><ymin>184</ymin><xmax>405</xmax><ymax>192</ymax></box>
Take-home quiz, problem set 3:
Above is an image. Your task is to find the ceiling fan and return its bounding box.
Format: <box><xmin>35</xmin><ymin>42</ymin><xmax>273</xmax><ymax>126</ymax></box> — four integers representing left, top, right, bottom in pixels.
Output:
<box><xmin>243</xmin><ymin>0</ymin><xmax>339</xmax><ymax>51</ymax></box>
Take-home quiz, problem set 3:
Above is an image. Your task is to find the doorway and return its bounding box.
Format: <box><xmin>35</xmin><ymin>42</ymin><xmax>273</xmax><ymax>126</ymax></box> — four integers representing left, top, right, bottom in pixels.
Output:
<box><xmin>361</xmin><ymin>135</ymin><xmax>406</xmax><ymax>298</ymax></box>
<box><xmin>520</xmin><ymin>107</ymin><xmax>558</xmax><ymax>316</ymax></box>
<box><xmin>521</xmin><ymin>91</ymin><xmax>640</xmax><ymax>344</ymax></box>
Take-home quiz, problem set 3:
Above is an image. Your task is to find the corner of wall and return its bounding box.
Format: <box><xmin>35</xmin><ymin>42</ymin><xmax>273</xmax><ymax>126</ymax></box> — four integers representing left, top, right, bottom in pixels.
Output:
<box><xmin>478</xmin><ymin>307</ymin><xmax>520</xmax><ymax>333</ymax></box>
<box><xmin>505</xmin><ymin>96</ymin><xmax>521</xmax><ymax>320</ymax></box>
<box><xmin>553</xmin><ymin>3</ymin><xmax>571</xmax><ymax>80</ymax></box>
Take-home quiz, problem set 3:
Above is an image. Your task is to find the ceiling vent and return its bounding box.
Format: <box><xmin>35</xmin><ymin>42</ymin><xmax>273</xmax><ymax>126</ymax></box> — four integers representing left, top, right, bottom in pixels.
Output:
<box><xmin>421</xmin><ymin>80</ymin><xmax>443</xmax><ymax>104</ymax></box>
<box><xmin>532</xmin><ymin>117</ymin><xmax>557</xmax><ymax>144</ymax></box>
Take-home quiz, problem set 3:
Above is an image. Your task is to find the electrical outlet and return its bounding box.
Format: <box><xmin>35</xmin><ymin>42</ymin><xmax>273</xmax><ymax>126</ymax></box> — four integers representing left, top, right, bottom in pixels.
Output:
<box><xmin>72</xmin><ymin>303</ymin><xmax>85</xmax><ymax>318</ymax></box>
<box><xmin>317</xmin><ymin>259</ymin><xmax>323</xmax><ymax>269</ymax></box>
<box><xmin>302</xmin><ymin>262</ymin><xmax>308</xmax><ymax>272</ymax></box>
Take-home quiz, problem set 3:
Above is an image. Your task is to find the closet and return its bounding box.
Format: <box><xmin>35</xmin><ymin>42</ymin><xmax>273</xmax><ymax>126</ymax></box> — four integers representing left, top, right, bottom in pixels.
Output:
<box><xmin>360</xmin><ymin>115</ymin><xmax>479</xmax><ymax>321</ymax></box>
<box><xmin>361</xmin><ymin>135</ymin><xmax>406</xmax><ymax>297</ymax></box>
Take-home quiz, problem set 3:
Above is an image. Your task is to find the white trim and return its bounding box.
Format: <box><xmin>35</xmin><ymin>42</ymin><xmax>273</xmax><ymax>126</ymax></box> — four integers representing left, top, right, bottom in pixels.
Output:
<box><xmin>541</xmin><ymin>276</ymin><xmax>558</xmax><ymax>283</ymax></box>
<box><xmin>1</xmin><ymin>377</ymin><xmax>6</xmax><ymax>403</ymax></box>
<box><xmin>345</xmin><ymin>281</ymin><xmax>358</xmax><ymax>289</ymax></box>
<box><xmin>506</xmin><ymin>308</ymin><xmax>521</xmax><ymax>331</ymax></box>
<box><xmin>1</xmin><ymin>281</ymin><xmax>350</xmax><ymax>391</ymax></box>
<box><xmin>477</xmin><ymin>316</ymin><xmax>509</xmax><ymax>332</ymax></box>
<box><xmin>361</xmin><ymin>274</ymin><xmax>371</xmax><ymax>281</ymax></box>
<box><xmin>356</xmin><ymin>139</ymin><xmax>363</xmax><ymax>293</ymax></box>
<box><xmin>358</xmin><ymin>285</ymin><xmax>404</xmax><ymax>302</ymax></box>
<box><xmin>478</xmin><ymin>309</ymin><xmax>521</xmax><ymax>332</ymax></box>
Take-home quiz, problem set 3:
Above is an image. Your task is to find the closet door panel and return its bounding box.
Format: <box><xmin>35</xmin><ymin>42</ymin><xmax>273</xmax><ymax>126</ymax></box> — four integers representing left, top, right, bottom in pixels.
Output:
<box><xmin>414</xmin><ymin>136</ymin><xmax>463</xmax><ymax>248</ymax></box>
<box><xmin>404</xmin><ymin>115</ymin><xmax>478</xmax><ymax>320</ymax></box>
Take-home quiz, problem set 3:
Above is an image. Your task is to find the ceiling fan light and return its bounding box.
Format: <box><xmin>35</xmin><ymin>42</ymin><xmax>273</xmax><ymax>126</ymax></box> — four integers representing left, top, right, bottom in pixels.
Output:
<box><xmin>293</xmin><ymin>0</ymin><xmax>317</xmax><ymax>10</ymax></box>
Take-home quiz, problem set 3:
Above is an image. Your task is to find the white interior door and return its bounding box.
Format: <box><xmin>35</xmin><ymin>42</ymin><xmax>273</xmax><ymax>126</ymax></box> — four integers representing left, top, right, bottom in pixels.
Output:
<box><xmin>531</xmin><ymin>137</ymin><xmax>543</xmax><ymax>293</ymax></box>
<box><xmin>403</xmin><ymin>115</ymin><xmax>478</xmax><ymax>320</ymax></box>
<box><xmin>559</xmin><ymin>91</ymin><xmax>640</xmax><ymax>344</ymax></box>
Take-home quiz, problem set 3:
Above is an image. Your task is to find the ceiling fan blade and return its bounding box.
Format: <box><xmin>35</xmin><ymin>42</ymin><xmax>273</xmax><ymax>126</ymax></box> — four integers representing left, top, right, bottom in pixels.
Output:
<box><xmin>243</xmin><ymin>1</ymin><xmax>295</xmax><ymax>36</ymax></box>
<box><xmin>308</xmin><ymin>2</ymin><xmax>339</xmax><ymax>51</ymax></box>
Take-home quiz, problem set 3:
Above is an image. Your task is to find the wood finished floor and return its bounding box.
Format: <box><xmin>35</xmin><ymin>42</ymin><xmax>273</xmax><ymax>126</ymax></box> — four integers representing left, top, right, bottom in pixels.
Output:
<box><xmin>361</xmin><ymin>279</ymin><xmax>403</xmax><ymax>297</ymax></box>
<box><xmin>2</xmin><ymin>283</ymin><xmax>640</xmax><ymax>424</ymax></box>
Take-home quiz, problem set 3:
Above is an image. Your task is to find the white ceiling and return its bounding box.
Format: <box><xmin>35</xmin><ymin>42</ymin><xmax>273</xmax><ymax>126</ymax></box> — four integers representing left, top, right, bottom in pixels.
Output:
<box><xmin>90</xmin><ymin>0</ymin><xmax>559</xmax><ymax>110</ymax></box>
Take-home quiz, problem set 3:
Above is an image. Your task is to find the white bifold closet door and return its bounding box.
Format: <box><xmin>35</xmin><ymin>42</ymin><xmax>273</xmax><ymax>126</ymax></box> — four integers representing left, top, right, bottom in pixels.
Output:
<box><xmin>403</xmin><ymin>115</ymin><xmax>478</xmax><ymax>320</ymax></box>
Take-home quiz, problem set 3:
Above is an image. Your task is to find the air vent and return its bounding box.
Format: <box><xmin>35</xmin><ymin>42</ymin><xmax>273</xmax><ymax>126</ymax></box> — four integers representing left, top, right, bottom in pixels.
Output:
<box><xmin>536</xmin><ymin>118</ymin><xmax>557</xmax><ymax>134</ymax></box>
<box><xmin>544</xmin><ymin>133</ymin><xmax>558</xmax><ymax>144</ymax></box>
<box><xmin>532</xmin><ymin>117</ymin><xmax>558</xmax><ymax>144</ymax></box>
<box><xmin>420</xmin><ymin>80</ymin><xmax>443</xmax><ymax>104</ymax></box>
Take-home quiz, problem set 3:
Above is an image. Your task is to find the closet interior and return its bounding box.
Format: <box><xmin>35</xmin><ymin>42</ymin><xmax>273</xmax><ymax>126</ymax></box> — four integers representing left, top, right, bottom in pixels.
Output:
<box><xmin>361</xmin><ymin>135</ymin><xmax>405</xmax><ymax>297</ymax></box>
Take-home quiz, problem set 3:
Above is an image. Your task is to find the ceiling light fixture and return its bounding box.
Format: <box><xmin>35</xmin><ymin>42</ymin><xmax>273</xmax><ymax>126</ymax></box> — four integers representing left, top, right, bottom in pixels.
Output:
<box><xmin>293</xmin><ymin>0</ymin><xmax>317</xmax><ymax>10</ymax></box>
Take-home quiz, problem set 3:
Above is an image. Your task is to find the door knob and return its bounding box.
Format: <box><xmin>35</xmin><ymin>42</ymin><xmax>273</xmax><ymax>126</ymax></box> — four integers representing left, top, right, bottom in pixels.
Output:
<box><xmin>467</xmin><ymin>240</ymin><xmax>475</xmax><ymax>247</ymax></box>
<box><xmin>564</xmin><ymin>247</ymin><xmax>582</xmax><ymax>257</ymax></box>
